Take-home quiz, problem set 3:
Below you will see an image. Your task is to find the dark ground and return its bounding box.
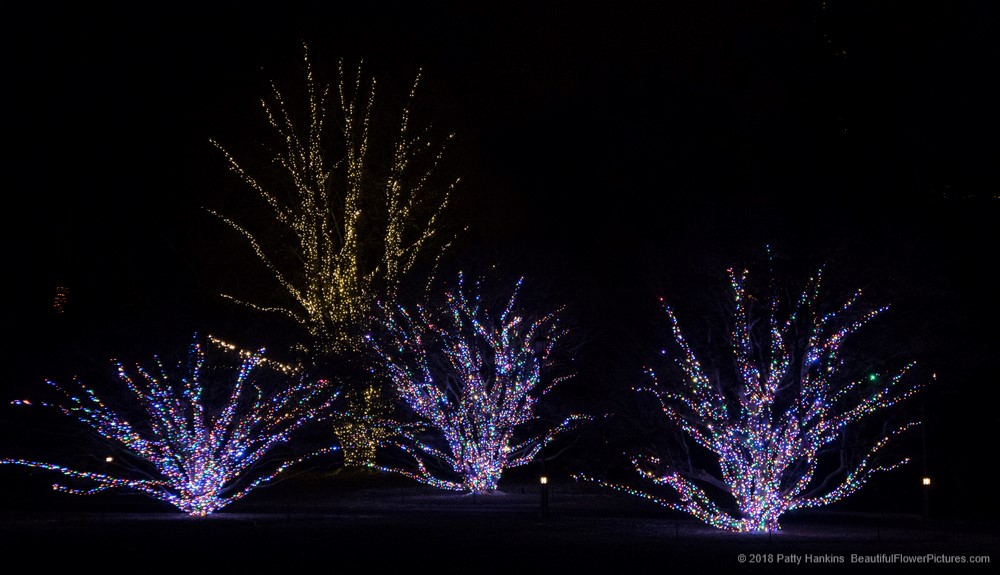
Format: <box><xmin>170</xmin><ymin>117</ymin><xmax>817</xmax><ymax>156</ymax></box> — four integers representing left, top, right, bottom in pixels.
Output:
<box><xmin>1</xmin><ymin>470</ymin><xmax>994</xmax><ymax>572</ymax></box>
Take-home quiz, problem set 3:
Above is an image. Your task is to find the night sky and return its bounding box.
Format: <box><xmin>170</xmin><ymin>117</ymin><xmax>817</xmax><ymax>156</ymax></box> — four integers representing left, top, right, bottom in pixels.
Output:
<box><xmin>4</xmin><ymin>2</ymin><xmax>998</xmax><ymax>519</ymax></box>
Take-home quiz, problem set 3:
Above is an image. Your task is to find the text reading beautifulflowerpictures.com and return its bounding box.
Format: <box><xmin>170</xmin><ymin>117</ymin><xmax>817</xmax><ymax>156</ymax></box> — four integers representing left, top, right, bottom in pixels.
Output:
<box><xmin>738</xmin><ymin>553</ymin><xmax>990</xmax><ymax>565</ymax></box>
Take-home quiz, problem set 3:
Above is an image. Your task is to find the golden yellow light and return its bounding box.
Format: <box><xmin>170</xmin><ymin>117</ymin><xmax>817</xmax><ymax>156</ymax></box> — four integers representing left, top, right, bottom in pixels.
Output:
<box><xmin>209</xmin><ymin>44</ymin><xmax>458</xmax><ymax>354</ymax></box>
<box><xmin>333</xmin><ymin>385</ymin><xmax>397</xmax><ymax>467</ymax></box>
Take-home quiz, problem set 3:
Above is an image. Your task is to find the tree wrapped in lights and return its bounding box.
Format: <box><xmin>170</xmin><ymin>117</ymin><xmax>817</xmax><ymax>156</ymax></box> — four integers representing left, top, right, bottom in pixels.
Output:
<box><xmin>332</xmin><ymin>384</ymin><xmax>398</xmax><ymax>468</ymax></box>
<box><xmin>581</xmin><ymin>266</ymin><xmax>925</xmax><ymax>533</ymax></box>
<box><xmin>210</xmin><ymin>44</ymin><xmax>458</xmax><ymax>353</ymax></box>
<box><xmin>367</xmin><ymin>273</ymin><xmax>584</xmax><ymax>493</ymax></box>
<box><xmin>0</xmin><ymin>335</ymin><xmax>340</xmax><ymax>516</ymax></box>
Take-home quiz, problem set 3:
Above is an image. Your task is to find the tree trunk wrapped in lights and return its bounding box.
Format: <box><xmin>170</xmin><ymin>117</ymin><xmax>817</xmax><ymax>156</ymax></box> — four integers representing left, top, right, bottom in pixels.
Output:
<box><xmin>366</xmin><ymin>273</ymin><xmax>586</xmax><ymax>493</ymax></box>
<box><xmin>0</xmin><ymin>335</ymin><xmax>340</xmax><ymax>516</ymax></box>
<box><xmin>332</xmin><ymin>384</ymin><xmax>397</xmax><ymax>468</ymax></box>
<box><xmin>580</xmin><ymin>265</ymin><xmax>926</xmax><ymax>533</ymax></box>
<box><xmin>210</xmin><ymin>44</ymin><xmax>458</xmax><ymax>352</ymax></box>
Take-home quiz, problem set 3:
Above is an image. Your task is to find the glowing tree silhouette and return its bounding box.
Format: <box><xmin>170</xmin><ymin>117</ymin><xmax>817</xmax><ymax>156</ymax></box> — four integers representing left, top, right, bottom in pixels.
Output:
<box><xmin>580</xmin><ymin>266</ymin><xmax>925</xmax><ymax>532</ymax></box>
<box><xmin>0</xmin><ymin>335</ymin><xmax>340</xmax><ymax>516</ymax></box>
<box><xmin>210</xmin><ymin>44</ymin><xmax>458</xmax><ymax>353</ymax></box>
<box><xmin>210</xmin><ymin>45</ymin><xmax>459</xmax><ymax>468</ymax></box>
<box><xmin>366</xmin><ymin>273</ymin><xmax>585</xmax><ymax>493</ymax></box>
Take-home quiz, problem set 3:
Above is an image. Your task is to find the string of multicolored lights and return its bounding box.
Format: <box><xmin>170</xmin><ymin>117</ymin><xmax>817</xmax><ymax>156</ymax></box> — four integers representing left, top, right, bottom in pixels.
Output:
<box><xmin>578</xmin><ymin>267</ymin><xmax>924</xmax><ymax>533</ymax></box>
<box><xmin>0</xmin><ymin>335</ymin><xmax>340</xmax><ymax>516</ymax></box>
<box><xmin>208</xmin><ymin>44</ymin><xmax>458</xmax><ymax>353</ymax></box>
<box><xmin>366</xmin><ymin>273</ymin><xmax>586</xmax><ymax>493</ymax></box>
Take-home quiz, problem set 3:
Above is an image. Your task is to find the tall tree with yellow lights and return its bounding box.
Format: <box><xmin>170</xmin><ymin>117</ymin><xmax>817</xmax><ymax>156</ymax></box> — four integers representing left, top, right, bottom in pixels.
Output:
<box><xmin>210</xmin><ymin>45</ymin><xmax>460</xmax><ymax>466</ymax></box>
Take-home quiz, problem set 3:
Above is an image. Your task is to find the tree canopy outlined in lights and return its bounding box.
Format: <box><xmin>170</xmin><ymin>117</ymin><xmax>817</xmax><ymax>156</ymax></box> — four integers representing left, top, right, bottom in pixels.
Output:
<box><xmin>1</xmin><ymin>335</ymin><xmax>341</xmax><ymax>516</ymax></box>
<box><xmin>367</xmin><ymin>273</ymin><xmax>587</xmax><ymax>493</ymax></box>
<box><xmin>579</xmin><ymin>264</ymin><xmax>926</xmax><ymax>532</ymax></box>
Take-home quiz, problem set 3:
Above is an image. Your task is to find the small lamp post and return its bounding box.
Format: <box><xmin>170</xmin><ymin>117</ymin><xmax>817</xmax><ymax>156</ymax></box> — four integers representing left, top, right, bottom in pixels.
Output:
<box><xmin>533</xmin><ymin>338</ymin><xmax>550</xmax><ymax>520</ymax></box>
<box><xmin>540</xmin><ymin>475</ymin><xmax>549</xmax><ymax>520</ymax></box>
<box><xmin>922</xmin><ymin>476</ymin><xmax>931</xmax><ymax>518</ymax></box>
<box><xmin>920</xmin><ymin>386</ymin><xmax>932</xmax><ymax>519</ymax></box>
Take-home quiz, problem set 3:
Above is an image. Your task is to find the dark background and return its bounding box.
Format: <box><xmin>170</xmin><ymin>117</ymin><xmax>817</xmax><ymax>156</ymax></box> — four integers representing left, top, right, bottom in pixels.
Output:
<box><xmin>2</xmin><ymin>1</ymin><xmax>997</xmax><ymax>522</ymax></box>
